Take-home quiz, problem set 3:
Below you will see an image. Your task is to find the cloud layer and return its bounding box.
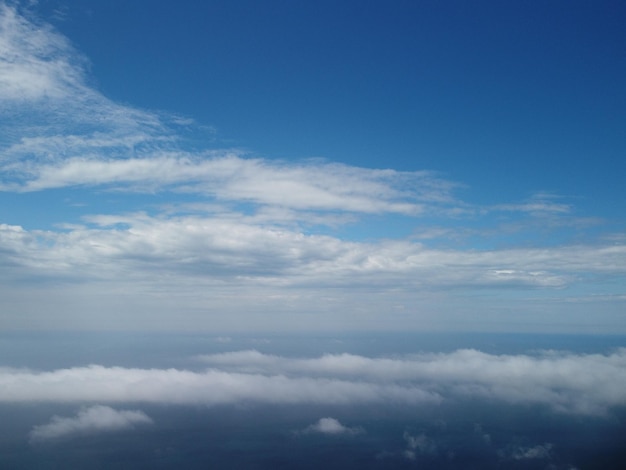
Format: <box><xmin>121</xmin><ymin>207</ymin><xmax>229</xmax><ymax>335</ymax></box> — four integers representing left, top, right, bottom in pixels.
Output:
<box><xmin>2</xmin><ymin>349</ymin><xmax>626</xmax><ymax>415</ymax></box>
<box><xmin>2</xmin><ymin>216</ymin><xmax>625</xmax><ymax>289</ymax></box>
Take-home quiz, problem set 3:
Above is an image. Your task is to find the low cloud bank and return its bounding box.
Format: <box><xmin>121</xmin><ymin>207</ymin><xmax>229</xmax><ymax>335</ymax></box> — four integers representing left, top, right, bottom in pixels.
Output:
<box><xmin>0</xmin><ymin>365</ymin><xmax>439</xmax><ymax>406</ymax></box>
<box><xmin>29</xmin><ymin>405</ymin><xmax>153</xmax><ymax>442</ymax></box>
<box><xmin>2</xmin><ymin>348</ymin><xmax>626</xmax><ymax>415</ymax></box>
<box><xmin>197</xmin><ymin>348</ymin><xmax>626</xmax><ymax>414</ymax></box>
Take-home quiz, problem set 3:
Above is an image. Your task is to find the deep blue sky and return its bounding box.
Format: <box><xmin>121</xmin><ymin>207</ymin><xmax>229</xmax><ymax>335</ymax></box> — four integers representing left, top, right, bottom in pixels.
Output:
<box><xmin>0</xmin><ymin>0</ymin><xmax>625</xmax><ymax>332</ymax></box>
<box><xmin>48</xmin><ymin>0</ymin><xmax>626</xmax><ymax>207</ymax></box>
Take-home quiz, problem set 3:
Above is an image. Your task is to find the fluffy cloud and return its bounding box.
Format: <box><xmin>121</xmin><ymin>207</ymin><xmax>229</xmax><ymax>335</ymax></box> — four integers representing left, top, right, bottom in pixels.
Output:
<box><xmin>302</xmin><ymin>418</ymin><xmax>363</xmax><ymax>435</ymax></box>
<box><xmin>194</xmin><ymin>348</ymin><xmax>626</xmax><ymax>415</ymax></box>
<box><xmin>29</xmin><ymin>405</ymin><xmax>153</xmax><ymax>442</ymax></box>
<box><xmin>2</xmin><ymin>349</ymin><xmax>625</xmax><ymax>415</ymax></box>
<box><xmin>0</xmin><ymin>364</ymin><xmax>440</xmax><ymax>406</ymax></box>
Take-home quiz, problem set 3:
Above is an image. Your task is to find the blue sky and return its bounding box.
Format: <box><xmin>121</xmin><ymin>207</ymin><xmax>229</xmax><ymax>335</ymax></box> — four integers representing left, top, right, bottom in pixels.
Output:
<box><xmin>0</xmin><ymin>0</ymin><xmax>625</xmax><ymax>332</ymax></box>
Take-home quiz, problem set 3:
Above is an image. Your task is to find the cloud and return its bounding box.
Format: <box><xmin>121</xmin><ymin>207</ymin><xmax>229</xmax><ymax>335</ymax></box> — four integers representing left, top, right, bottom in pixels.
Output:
<box><xmin>403</xmin><ymin>431</ymin><xmax>437</xmax><ymax>460</ymax></box>
<box><xmin>11</xmin><ymin>154</ymin><xmax>451</xmax><ymax>216</ymax></box>
<box><xmin>302</xmin><ymin>418</ymin><xmax>363</xmax><ymax>435</ymax></box>
<box><xmin>0</xmin><ymin>2</ymin><xmax>82</xmax><ymax>102</ymax></box>
<box><xmin>29</xmin><ymin>405</ymin><xmax>153</xmax><ymax>442</ymax></box>
<box><xmin>492</xmin><ymin>192</ymin><xmax>572</xmax><ymax>216</ymax></box>
<box><xmin>0</xmin><ymin>2</ymin><xmax>161</xmax><ymax>134</ymax></box>
<box><xmin>2</xmin><ymin>215</ymin><xmax>625</xmax><ymax>293</ymax></box>
<box><xmin>197</xmin><ymin>348</ymin><xmax>626</xmax><ymax>415</ymax></box>
<box><xmin>0</xmin><ymin>364</ymin><xmax>441</xmax><ymax>406</ymax></box>
<box><xmin>2</xmin><ymin>349</ymin><xmax>626</xmax><ymax>415</ymax></box>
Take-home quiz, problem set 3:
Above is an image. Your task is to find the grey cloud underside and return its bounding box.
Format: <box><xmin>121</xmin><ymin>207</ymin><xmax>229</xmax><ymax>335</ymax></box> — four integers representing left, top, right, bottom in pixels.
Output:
<box><xmin>2</xmin><ymin>349</ymin><xmax>626</xmax><ymax>415</ymax></box>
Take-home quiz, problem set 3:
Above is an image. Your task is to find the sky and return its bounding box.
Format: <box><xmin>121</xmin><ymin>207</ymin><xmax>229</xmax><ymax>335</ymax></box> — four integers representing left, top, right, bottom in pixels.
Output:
<box><xmin>1</xmin><ymin>0</ymin><xmax>625</xmax><ymax>333</ymax></box>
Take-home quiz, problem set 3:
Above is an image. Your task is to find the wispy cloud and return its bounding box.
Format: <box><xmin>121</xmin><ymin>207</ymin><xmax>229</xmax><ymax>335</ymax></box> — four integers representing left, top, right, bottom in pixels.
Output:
<box><xmin>3</xmin><ymin>349</ymin><xmax>626</xmax><ymax>415</ymax></box>
<box><xmin>29</xmin><ymin>405</ymin><xmax>153</xmax><ymax>442</ymax></box>
<box><xmin>10</xmin><ymin>154</ymin><xmax>455</xmax><ymax>216</ymax></box>
<box><xmin>491</xmin><ymin>192</ymin><xmax>572</xmax><ymax>216</ymax></box>
<box><xmin>0</xmin><ymin>3</ymin><xmax>82</xmax><ymax>102</ymax></box>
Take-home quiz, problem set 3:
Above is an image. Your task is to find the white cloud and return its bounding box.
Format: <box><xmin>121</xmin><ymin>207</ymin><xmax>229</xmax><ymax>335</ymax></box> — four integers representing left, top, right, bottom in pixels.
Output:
<box><xmin>1</xmin><ymin>217</ymin><xmax>624</xmax><ymax>292</ymax></box>
<box><xmin>302</xmin><ymin>417</ymin><xmax>363</xmax><ymax>435</ymax></box>
<box><xmin>1</xmin><ymin>209</ymin><xmax>625</xmax><ymax>333</ymax></box>
<box><xmin>0</xmin><ymin>2</ymin><xmax>169</xmax><ymax>190</ymax></box>
<box><xmin>199</xmin><ymin>348</ymin><xmax>626</xmax><ymax>415</ymax></box>
<box><xmin>511</xmin><ymin>443</ymin><xmax>553</xmax><ymax>460</ymax></box>
<box><xmin>11</xmin><ymin>154</ymin><xmax>451</xmax><ymax>216</ymax></box>
<box><xmin>0</xmin><ymin>3</ymin><xmax>81</xmax><ymax>102</ymax></box>
<box><xmin>2</xmin><ymin>349</ymin><xmax>625</xmax><ymax>415</ymax></box>
<box><xmin>29</xmin><ymin>405</ymin><xmax>153</xmax><ymax>442</ymax></box>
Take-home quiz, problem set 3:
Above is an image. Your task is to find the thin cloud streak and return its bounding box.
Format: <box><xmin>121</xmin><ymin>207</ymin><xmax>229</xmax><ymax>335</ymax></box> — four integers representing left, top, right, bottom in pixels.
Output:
<box><xmin>11</xmin><ymin>154</ymin><xmax>450</xmax><ymax>216</ymax></box>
